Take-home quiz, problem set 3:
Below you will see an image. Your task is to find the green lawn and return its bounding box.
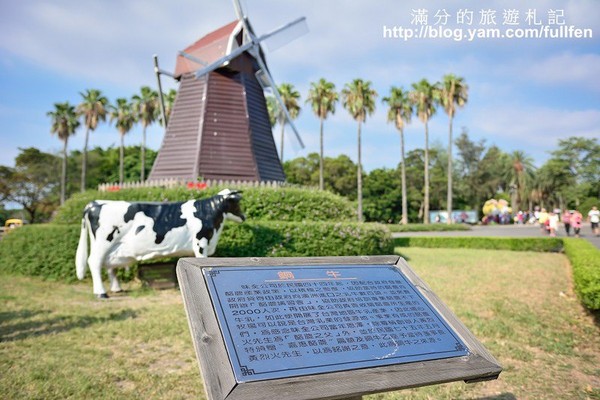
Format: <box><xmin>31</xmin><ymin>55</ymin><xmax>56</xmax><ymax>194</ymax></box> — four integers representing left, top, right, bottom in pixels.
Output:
<box><xmin>1</xmin><ymin>249</ymin><xmax>599</xmax><ymax>399</ymax></box>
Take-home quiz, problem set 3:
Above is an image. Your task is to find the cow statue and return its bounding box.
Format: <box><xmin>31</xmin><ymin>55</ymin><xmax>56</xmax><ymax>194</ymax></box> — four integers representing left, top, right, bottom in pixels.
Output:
<box><xmin>75</xmin><ymin>189</ymin><xmax>244</xmax><ymax>298</ymax></box>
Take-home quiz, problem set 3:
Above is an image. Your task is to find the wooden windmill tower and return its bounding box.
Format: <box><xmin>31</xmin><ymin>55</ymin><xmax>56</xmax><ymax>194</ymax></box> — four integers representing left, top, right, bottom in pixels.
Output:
<box><xmin>148</xmin><ymin>1</ymin><xmax>307</xmax><ymax>182</ymax></box>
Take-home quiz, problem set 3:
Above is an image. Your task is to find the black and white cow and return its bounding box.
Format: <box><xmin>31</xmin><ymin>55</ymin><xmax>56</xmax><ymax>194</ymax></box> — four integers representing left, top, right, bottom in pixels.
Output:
<box><xmin>75</xmin><ymin>189</ymin><xmax>244</xmax><ymax>298</ymax></box>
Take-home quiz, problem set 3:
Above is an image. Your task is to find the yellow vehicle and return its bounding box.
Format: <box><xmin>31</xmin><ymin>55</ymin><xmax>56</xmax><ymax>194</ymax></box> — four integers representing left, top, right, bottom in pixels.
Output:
<box><xmin>4</xmin><ymin>218</ymin><xmax>23</xmax><ymax>230</ymax></box>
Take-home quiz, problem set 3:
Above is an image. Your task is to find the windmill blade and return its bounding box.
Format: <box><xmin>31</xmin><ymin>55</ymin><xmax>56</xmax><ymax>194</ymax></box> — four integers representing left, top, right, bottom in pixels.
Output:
<box><xmin>232</xmin><ymin>0</ymin><xmax>254</xmax><ymax>47</ymax></box>
<box><xmin>194</xmin><ymin>17</ymin><xmax>307</xmax><ymax>79</ymax></box>
<box><xmin>232</xmin><ymin>0</ymin><xmax>246</xmax><ymax>21</ymax></box>
<box><xmin>254</xmin><ymin>55</ymin><xmax>305</xmax><ymax>149</ymax></box>
<box><xmin>262</xmin><ymin>17</ymin><xmax>308</xmax><ymax>52</ymax></box>
<box><xmin>194</xmin><ymin>40</ymin><xmax>254</xmax><ymax>78</ymax></box>
<box><xmin>179</xmin><ymin>51</ymin><xmax>207</xmax><ymax>67</ymax></box>
<box><xmin>255</xmin><ymin>69</ymin><xmax>270</xmax><ymax>89</ymax></box>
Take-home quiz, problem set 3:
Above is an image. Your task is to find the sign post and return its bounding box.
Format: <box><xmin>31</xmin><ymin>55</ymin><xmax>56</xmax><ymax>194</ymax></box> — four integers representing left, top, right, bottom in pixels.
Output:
<box><xmin>177</xmin><ymin>256</ymin><xmax>501</xmax><ymax>400</ymax></box>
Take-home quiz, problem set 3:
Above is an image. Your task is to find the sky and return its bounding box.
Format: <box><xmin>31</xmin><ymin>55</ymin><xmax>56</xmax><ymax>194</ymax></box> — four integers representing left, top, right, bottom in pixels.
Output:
<box><xmin>0</xmin><ymin>0</ymin><xmax>599</xmax><ymax>174</ymax></box>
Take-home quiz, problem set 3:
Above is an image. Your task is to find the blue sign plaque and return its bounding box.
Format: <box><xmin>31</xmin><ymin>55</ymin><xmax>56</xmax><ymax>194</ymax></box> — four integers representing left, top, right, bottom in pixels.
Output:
<box><xmin>203</xmin><ymin>265</ymin><xmax>468</xmax><ymax>383</ymax></box>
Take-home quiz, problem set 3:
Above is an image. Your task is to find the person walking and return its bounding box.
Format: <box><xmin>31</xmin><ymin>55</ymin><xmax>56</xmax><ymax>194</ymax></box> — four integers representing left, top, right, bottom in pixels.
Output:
<box><xmin>538</xmin><ymin>208</ymin><xmax>549</xmax><ymax>234</ymax></box>
<box><xmin>548</xmin><ymin>211</ymin><xmax>559</xmax><ymax>237</ymax></box>
<box><xmin>562</xmin><ymin>209</ymin><xmax>572</xmax><ymax>236</ymax></box>
<box><xmin>588</xmin><ymin>206</ymin><xmax>600</xmax><ymax>237</ymax></box>
<box><xmin>572</xmin><ymin>210</ymin><xmax>583</xmax><ymax>238</ymax></box>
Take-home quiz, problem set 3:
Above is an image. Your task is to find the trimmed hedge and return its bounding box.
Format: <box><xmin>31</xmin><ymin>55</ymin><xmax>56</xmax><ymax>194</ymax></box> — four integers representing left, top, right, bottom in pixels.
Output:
<box><xmin>563</xmin><ymin>238</ymin><xmax>600</xmax><ymax>311</ymax></box>
<box><xmin>387</xmin><ymin>223</ymin><xmax>471</xmax><ymax>233</ymax></box>
<box><xmin>0</xmin><ymin>225</ymin><xmax>82</xmax><ymax>282</ymax></box>
<box><xmin>393</xmin><ymin>236</ymin><xmax>564</xmax><ymax>252</ymax></box>
<box><xmin>216</xmin><ymin>221</ymin><xmax>393</xmax><ymax>257</ymax></box>
<box><xmin>393</xmin><ymin>235</ymin><xmax>600</xmax><ymax>311</ymax></box>
<box><xmin>0</xmin><ymin>221</ymin><xmax>392</xmax><ymax>282</ymax></box>
<box><xmin>52</xmin><ymin>186</ymin><xmax>355</xmax><ymax>225</ymax></box>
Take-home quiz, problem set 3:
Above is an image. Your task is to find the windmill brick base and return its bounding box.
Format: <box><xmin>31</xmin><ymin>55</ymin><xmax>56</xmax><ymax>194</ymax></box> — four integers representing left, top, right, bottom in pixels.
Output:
<box><xmin>148</xmin><ymin>70</ymin><xmax>284</xmax><ymax>182</ymax></box>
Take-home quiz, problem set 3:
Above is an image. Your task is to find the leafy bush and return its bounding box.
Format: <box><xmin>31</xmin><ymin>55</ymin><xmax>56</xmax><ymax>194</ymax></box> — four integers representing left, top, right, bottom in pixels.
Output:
<box><xmin>0</xmin><ymin>221</ymin><xmax>392</xmax><ymax>282</ymax></box>
<box><xmin>0</xmin><ymin>225</ymin><xmax>81</xmax><ymax>282</ymax></box>
<box><xmin>52</xmin><ymin>186</ymin><xmax>355</xmax><ymax>225</ymax></box>
<box><xmin>393</xmin><ymin>236</ymin><xmax>564</xmax><ymax>252</ymax></box>
<box><xmin>563</xmin><ymin>238</ymin><xmax>600</xmax><ymax>310</ymax></box>
<box><xmin>216</xmin><ymin>221</ymin><xmax>393</xmax><ymax>257</ymax></box>
<box><xmin>386</xmin><ymin>223</ymin><xmax>471</xmax><ymax>233</ymax></box>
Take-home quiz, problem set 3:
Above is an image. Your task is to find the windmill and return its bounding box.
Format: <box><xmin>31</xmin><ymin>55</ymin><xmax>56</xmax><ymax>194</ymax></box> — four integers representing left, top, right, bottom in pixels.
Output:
<box><xmin>148</xmin><ymin>0</ymin><xmax>307</xmax><ymax>182</ymax></box>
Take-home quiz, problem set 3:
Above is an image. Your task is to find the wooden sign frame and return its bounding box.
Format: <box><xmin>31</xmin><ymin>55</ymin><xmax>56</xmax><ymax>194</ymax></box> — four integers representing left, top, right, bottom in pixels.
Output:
<box><xmin>177</xmin><ymin>256</ymin><xmax>502</xmax><ymax>400</ymax></box>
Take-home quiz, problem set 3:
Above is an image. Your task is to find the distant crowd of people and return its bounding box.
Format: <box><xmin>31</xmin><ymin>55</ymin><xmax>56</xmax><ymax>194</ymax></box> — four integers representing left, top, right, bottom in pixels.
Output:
<box><xmin>515</xmin><ymin>206</ymin><xmax>600</xmax><ymax>238</ymax></box>
<box><xmin>481</xmin><ymin>199</ymin><xmax>599</xmax><ymax>238</ymax></box>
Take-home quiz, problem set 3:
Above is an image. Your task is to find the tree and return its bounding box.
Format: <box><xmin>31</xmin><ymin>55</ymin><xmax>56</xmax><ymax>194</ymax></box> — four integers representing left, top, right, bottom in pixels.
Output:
<box><xmin>67</xmin><ymin>145</ymin><xmax>157</xmax><ymax>186</ymax></box>
<box><xmin>164</xmin><ymin>89</ymin><xmax>177</xmax><ymax>123</ymax></box>
<box><xmin>275</xmin><ymin>83</ymin><xmax>301</xmax><ymax>162</ymax></box>
<box><xmin>503</xmin><ymin>150</ymin><xmax>536</xmax><ymax>212</ymax></box>
<box><xmin>110</xmin><ymin>98</ymin><xmax>136</xmax><ymax>184</ymax></box>
<box><xmin>283</xmin><ymin>153</ymin><xmax>319</xmax><ymax>186</ymax></box>
<box><xmin>382</xmin><ymin>86</ymin><xmax>413</xmax><ymax>224</ymax></box>
<box><xmin>409</xmin><ymin>79</ymin><xmax>438</xmax><ymax>223</ymax></box>
<box><xmin>454</xmin><ymin>129</ymin><xmax>486</xmax><ymax>209</ymax></box>
<box><xmin>550</xmin><ymin>137</ymin><xmax>600</xmax><ymax>202</ymax></box>
<box><xmin>77</xmin><ymin>89</ymin><xmax>108</xmax><ymax>192</ymax></box>
<box><xmin>283</xmin><ymin>153</ymin><xmax>357</xmax><ymax>198</ymax></box>
<box><xmin>132</xmin><ymin>86</ymin><xmax>159</xmax><ymax>181</ymax></box>
<box><xmin>536</xmin><ymin>158</ymin><xmax>575</xmax><ymax>210</ymax></box>
<box><xmin>363</xmin><ymin>168</ymin><xmax>402</xmax><ymax>223</ymax></box>
<box><xmin>341</xmin><ymin>79</ymin><xmax>377</xmax><ymax>222</ymax></box>
<box><xmin>47</xmin><ymin>102</ymin><xmax>80</xmax><ymax>204</ymax></box>
<box><xmin>323</xmin><ymin>155</ymin><xmax>358</xmax><ymax>198</ymax></box>
<box><xmin>0</xmin><ymin>165</ymin><xmax>12</xmax><ymax>203</ymax></box>
<box><xmin>9</xmin><ymin>148</ymin><xmax>60</xmax><ymax>222</ymax></box>
<box><xmin>307</xmin><ymin>78</ymin><xmax>338</xmax><ymax>190</ymax></box>
<box><xmin>439</xmin><ymin>74</ymin><xmax>468</xmax><ymax>224</ymax></box>
<box><xmin>479</xmin><ymin>145</ymin><xmax>509</xmax><ymax>200</ymax></box>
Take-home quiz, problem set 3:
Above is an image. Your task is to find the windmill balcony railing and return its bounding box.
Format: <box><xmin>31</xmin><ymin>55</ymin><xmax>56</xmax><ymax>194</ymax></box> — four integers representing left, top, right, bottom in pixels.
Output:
<box><xmin>97</xmin><ymin>178</ymin><xmax>286</xmax><ymax>192</ymax></box>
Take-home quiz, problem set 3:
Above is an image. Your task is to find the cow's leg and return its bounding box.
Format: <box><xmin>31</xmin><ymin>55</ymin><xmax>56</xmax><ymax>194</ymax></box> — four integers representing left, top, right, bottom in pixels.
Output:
<box><xmin>193</xmin><ymin>237</ymin><xmax>209</xmax><ymax>258</ymax></box>
<box><xmin>108</xmin><ymin>268</ymin><xmax>122</xmax><ymax>293</ymax></box>
<box><xmin>88</xmin><ymin>257</ymin><xmax>108</xmax><ymax>298</ymax></box>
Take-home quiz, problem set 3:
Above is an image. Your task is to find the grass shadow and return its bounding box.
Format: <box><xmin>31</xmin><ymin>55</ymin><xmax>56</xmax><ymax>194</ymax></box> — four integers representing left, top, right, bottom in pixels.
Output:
<box><xmin>474</xmin><ymin>394</ymin><xmax>517</xmax><ymax>400</ymax></box>
<box><xmin>0</xmin><ymin>308</ymin><xmax>138</xmax><ymax>343</ymax></box>
<box><xmin>589</xmin><ymin>309</ymin><xmax>600</xmax><ymax>329</ymax></box>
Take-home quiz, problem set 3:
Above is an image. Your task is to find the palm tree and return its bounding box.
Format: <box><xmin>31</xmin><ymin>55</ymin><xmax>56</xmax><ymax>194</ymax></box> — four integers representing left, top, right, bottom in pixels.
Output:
<box><xmin>47</xmin><ymin>102</ymin><xmax>80</xmax><ymax>204</ymax></box>
<box><xmin>109</xmin><ymin>98</ymin><xmax>136</xmax><ymax>184</ymax></box>
<box><xmin>439</xmin><ymin>74</ymin><xmax>468</xmax><ymax>224</ymax></box>
<box><xmin>132</xmin><ymin>86</ymin><xmax>159</xmax><ymax>181</ymax></box>
<box><xmin>504</xmin><ymin>150</ymin><xmax>536</xmax><ymax>212</ymax></box>
<box><xmin>383</xmin><ymin>87</ymin><xmax>413</xmax><ymax>225</ymax></box>
<box><xmin>77</xmin><ymin>89</ymin><xmax>108</xmax><ymax>192</ymax></box>
<box><xmin>341</xmin><ymin>79</ymin><xmax>377</xmax><ymax>222</ymax></box>
<box><xmin>266</xmin><ymin>96</ymin><xmax>278</xmax><ymax>128</ymax></box>
<box><xmin>276</xmin><ymin>83</ymin><xmax>301</xmax><ymax>162</ymax></box>
<box><xmin>410</xmin><ymin>79</ymin><xmax>438</xmax><ymax>224</ymax></box>
<box><xmin>163</xmin><ymin>88</ymin><xmax>177</xmax><ymax>125</ymax></box>
<box><xmin>307</xmin><ymin>78</ymin><xmax>338</xmax><ymax>190</ymax></box>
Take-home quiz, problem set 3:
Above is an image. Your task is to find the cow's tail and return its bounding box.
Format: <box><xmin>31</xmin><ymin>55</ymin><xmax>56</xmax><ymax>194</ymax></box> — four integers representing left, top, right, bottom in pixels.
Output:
<box><xmin>75</xmin><ymin>212</ymin><xmax>89</xmax><ymax>280</ymax></box>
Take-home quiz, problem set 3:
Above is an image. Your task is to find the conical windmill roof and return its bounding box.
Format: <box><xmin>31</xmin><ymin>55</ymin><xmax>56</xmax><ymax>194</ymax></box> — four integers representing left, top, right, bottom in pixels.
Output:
<box><xmin>174</xmin><ymin>20</ymin><xmax>242</xmax><ymax>79</ymax></box>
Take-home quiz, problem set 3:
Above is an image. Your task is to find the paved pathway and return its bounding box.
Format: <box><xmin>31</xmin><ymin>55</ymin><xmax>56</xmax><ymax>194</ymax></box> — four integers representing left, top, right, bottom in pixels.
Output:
<box><xmin>391</xmin><ymin>224</ymin><xmax>600</xmax><ymax>249</ymax></box>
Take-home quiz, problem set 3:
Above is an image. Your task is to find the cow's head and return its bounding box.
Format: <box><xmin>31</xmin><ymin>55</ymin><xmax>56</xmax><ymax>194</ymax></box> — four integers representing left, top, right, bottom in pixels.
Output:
<box><xmin>218</xmin><ymin>189</ymin><xmax>245</xmax><ymax>223</ymax></box>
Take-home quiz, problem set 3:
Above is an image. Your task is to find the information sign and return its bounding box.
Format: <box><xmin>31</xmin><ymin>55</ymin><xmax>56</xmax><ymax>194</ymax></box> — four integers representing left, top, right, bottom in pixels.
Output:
<box><xmin>203</xmin><ymin>265</ymin><xmax>468</xmax><ymax>382</ymax></box>
<box><xmin>177</xmin><ymin>256</ymin><xmax>502</xmax><ymax>400</ymax></box>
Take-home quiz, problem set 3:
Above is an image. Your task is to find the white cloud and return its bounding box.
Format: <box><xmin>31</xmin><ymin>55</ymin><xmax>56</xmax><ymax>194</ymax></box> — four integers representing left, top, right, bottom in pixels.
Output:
<box><xmin>524</xmin><ymin>53</ymin><xmax>600</xmax><ymax>92</ymax></box>
<box><xmin>473</xmin><ymin>106</ymin><xmax>600</xmax><ymax>140</ymax></box>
